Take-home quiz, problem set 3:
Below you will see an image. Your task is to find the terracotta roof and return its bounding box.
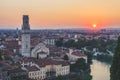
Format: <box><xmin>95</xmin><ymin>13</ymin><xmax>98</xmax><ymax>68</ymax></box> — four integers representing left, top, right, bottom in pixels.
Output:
<box><xmin>31</xmin><ymin>39</ymin><xmax>40</xmax><ymax>47</ymax></box>
<box><xmin>60</xmin><ymin>50</ymin><xmax>69</xmax><ymax>55</ymax></box>
<box><xmin>20</xmin><ymin>58</ymin><xmax>69</xmax><ymax>68</ymax></box>
<box><xmin>9</xmin><ymin>68</ymin><xmax>27</xmax><ymax>73</ymax></box>
<box><xmin>5</xmin><ymin>40</ymin><xmax>19</xmax><ymax>48</ymax></box>
<box><xmin>2</xmin><ymin>49</ymin><xmax>14</xmax><ymax>55</ymax></box>
<box><xmin>26</xmin><ymin>66</ymin><xmax>39</xmax><ymax>71</ymax></box>
<box><xmin>72</xmin><ymin>52</ymin><xmax>87</xmax><ymax>57</ymax></box>
<box><xmin>35</xmin><ymin>58</ymin><xmax>69</xmax><ymax>67</ymax></box>
<box><xmin>0</xmin><ymin>61</ymin><xmax>13</xmax><ymax>69</ymax></box>
<box><xmin>19</xmin><ymin>57</ymin><xmax>34</xmax><ymax>62</ymax></box>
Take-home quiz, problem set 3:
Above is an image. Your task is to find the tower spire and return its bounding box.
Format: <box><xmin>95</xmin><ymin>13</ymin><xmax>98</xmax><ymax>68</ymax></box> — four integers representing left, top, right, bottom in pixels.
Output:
<box><xmin>22</xmin><ymin>15</ymin><xmax>30</xmax><ymax>31</ymax></box>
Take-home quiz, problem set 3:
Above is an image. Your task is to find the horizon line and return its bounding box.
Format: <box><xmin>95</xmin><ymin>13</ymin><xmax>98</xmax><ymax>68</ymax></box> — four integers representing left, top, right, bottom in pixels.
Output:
<box><xmin>0</xmin><ymin>27</ymin><xmax>120</xmax><ymax>30</ymax></box>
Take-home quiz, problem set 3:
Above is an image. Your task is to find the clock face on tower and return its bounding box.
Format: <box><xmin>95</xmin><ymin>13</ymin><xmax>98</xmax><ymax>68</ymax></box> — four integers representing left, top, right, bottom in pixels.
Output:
<box><xmin>25</xmin><ymin>36</ymin><xmax>29</xmax><ymax>42</ymax></box>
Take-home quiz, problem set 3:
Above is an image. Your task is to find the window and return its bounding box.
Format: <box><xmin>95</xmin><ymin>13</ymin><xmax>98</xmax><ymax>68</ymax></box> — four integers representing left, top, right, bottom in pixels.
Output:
<box><xmin>26</xmin><ymin>45</ymin><xmax>28</xmax><ymax>48</ymax></box>
<box><xmin>25</xmin><ymin>21</ymin><xmax>28</xmax><ymax>24</ymax></box>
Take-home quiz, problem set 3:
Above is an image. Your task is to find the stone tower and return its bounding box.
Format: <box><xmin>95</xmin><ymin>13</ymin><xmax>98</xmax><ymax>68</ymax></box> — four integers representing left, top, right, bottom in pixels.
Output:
<box><xmin>21</xmin><ymin>15</ymin><xmax>31</xmax><ymax>57</ymax></box>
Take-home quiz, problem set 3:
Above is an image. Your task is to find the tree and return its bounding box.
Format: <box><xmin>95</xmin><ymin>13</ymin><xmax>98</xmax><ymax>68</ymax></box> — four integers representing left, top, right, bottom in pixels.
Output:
<box><xmin>84</xmin><ymin>51</ymin><xmax>93</xmax><ymax>64</ymax></box>
<box><xmin>110</xmin><ymin>36</ymin><xmax>120</xmax><ymax>80</ymax></box>
<box><xmin>70</xmin><ymin>58</ymin><xmax>88</xmax><ymax>72</ymax></box>
<box><xmin>63</xmin><ymin>54</ymin><xmax>69</xmax><ymax>60</ymax></box>
<box><xmin>64</xmin><ymin>39</ymin><xmax>75</xmax><ymax>48</ymax></box>
<box><xmin>0</xmin><ymin>52</ymin><xmax>2</xmax><ymax>60</ymax></box>
<box><xmin>55</xmin><ymin>38</ymin><xmax>64</xmax><ymax>47</ymax></box>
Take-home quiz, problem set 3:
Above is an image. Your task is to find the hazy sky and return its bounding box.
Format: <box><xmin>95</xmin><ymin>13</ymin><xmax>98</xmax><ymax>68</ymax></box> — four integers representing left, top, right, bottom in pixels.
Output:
<box><xmin>0</xmin><ymin>0</ymin><xmax>120</xmax><ymax>29</ymax></box>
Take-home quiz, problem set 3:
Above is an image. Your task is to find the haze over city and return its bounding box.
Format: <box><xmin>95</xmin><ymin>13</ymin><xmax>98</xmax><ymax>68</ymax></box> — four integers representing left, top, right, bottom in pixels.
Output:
<box><xmin>1</xmin><ymin>0</ymin><xmax>120</xmax><ymax>80</ymax></box>
<box><xmin>0</xmin><ymin>0</ymin><xmax>120</xmax><ymax>29</ymax></box>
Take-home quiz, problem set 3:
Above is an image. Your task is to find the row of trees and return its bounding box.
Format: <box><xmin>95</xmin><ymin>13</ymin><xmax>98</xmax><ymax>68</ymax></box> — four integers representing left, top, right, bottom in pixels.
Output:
<box><xmin>55</xmin><ymin>38</ymin><xmax>116</xmax><ymax>52</ymax></box>
<box><xmin>95</xmin><ymin>54</ymin><xmax>112</xmax><ymax>63</ymax></box>
<box><xmin>51</xmin><ymin>75</ymin><xmax>92</xmax><ymax>80</ymax></box>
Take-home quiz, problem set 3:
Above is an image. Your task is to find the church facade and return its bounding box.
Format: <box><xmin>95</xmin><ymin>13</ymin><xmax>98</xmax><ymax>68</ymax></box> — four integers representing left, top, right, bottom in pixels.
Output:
<box><xmin>21</xmin><ymin>15</ymin><xmax>50</xmax><ymax>59</ymax></box>
<box><xmin>31</xmin><ymin>43</ymin><xmax>49</xmax><ymax>59</ymax></box>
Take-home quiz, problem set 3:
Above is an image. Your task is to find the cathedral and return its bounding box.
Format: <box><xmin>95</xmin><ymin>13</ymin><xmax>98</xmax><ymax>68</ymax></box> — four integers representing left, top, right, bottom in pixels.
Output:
<box><xmin>21</xmin><ymin>15</ymin><xmax>49</xmax><ymax>58</ymax></box>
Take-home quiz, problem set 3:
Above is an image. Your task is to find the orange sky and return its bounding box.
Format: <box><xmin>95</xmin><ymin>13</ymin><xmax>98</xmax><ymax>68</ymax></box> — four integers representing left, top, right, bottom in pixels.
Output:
<box><xmin>0</xmin><ymin>0</ymin><xmax>120</xmax><ymax>29</ymax></box>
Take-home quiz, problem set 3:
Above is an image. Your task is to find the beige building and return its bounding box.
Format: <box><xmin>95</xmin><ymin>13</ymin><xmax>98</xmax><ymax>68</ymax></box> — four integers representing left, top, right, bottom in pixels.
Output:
<box><xmin>21</xmin><ymin>58</ymin><xmax>70</xmax><ymax>80</ymax></box>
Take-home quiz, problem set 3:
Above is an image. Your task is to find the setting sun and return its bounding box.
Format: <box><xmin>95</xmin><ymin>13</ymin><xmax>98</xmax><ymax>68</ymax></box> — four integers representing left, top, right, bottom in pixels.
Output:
<box><xmin>93</xmin><ymin>24</ymin><xmax>97</xmax><ymax>28</ymax></box>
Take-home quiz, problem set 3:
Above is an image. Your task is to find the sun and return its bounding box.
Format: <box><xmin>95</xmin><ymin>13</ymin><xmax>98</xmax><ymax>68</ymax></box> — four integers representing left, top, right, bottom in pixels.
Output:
<box><xmin>93</xmin><ymin>24</ymin><xmax>97</xmax><ymax>28</ymax></box>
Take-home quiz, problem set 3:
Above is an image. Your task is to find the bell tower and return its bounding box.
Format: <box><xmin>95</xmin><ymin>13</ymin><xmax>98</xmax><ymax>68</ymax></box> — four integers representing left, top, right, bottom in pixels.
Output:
<box><xmin>21</xmin><ymin>15</ymin><xmax>31</xmax><ymax>57</ymax></box>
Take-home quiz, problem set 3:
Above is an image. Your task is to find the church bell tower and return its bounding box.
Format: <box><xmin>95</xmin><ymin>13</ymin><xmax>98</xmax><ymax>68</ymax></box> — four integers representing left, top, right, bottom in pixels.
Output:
<box><xmin>21</xmin><ymin>15</ymin><xmax>31</xmax><ymax>57</ymax></box>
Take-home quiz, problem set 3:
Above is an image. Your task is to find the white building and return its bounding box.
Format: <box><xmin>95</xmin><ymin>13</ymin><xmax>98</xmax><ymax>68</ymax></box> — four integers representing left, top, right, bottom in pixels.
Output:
<box><xmin>67</xmin><ymin>48</ymin><xmax>87</xmax><ymax>63</ymax></box>
<box><xmin>31</xmin><ymin>43</ymin><xmax>49</xmax><ymax>59</ymax></box>
<box><xmin>21</xmin><ymin>15</ymin><xmax>31</xmax><ymax>57</ymax></box>
<box><xmin>44</xmin><ymin>38</ymin><xmax>56</xmax><ymax>46</ymax></box>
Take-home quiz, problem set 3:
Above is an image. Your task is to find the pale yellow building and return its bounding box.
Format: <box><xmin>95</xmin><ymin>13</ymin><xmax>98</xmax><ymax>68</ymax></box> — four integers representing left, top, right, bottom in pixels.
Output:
<box><xmin>21</xmin><ymin>58</ymin><xmax>70</xmax><ymax>80</ymax></box>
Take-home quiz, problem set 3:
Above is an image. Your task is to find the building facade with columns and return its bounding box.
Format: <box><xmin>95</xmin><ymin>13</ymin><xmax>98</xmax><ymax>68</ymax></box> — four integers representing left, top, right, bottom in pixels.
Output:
<box><xmin>20</xmin><ymin>58</ymin><xmax>70</xmax><ymax>80</ymax></box>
